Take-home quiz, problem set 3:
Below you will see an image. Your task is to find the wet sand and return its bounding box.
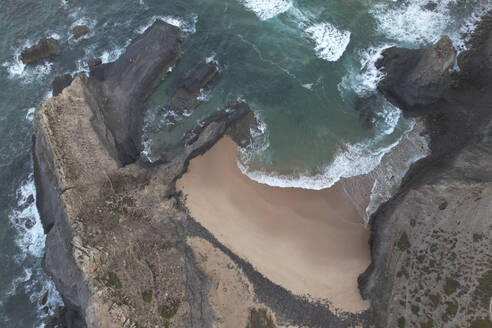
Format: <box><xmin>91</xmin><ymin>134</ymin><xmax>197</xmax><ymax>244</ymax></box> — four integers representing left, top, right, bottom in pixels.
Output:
<box><xmin>177</xmin><ymin>136</ymin><xmax>371</xmax><ymax>313</ymax></box>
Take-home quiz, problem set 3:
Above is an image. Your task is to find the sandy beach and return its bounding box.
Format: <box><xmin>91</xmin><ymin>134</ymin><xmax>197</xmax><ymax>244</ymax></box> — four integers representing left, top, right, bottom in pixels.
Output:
<box><xmin>177</xmin><ymin>136</ymin><xmax>371</xmax><ymax>313</ymax></box>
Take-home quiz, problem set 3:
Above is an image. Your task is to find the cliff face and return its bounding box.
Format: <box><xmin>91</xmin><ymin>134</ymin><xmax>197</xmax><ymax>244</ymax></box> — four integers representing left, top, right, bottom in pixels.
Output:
<box><xmin>359</xmin><ymin>14</ymin><xmax>492</xmax><ymax>328</ymax></box>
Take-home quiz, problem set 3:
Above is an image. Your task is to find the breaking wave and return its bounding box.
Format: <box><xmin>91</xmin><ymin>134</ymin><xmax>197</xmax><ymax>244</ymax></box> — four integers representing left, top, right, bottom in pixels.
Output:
<box><xmin>238</xmin><ymin>0</ymin><xmax>292</xmax><ymax>20</ymax></box>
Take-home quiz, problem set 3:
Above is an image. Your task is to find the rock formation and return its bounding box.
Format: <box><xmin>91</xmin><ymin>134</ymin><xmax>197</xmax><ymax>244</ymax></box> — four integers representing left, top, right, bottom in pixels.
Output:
<box><xmin>87</xmin><ymin>20</ymin><xmax>182</xmax><ymax>166</ymax></box>
<box><xmin>21</xmin><ymin>37</ymin><xmax>59</xmax><ymax>64</ymax></box>
<box><xmin>168</xmin><ymin>61</ymin><xmax>218</xmax><ymax>114</ymax></box>
<box><xmin>359</xmin><ymin>15</ymin><xmax>492</xmax><ymax>328</ymax></box>
<box><xmin>72</xmin><ymin>25</ymin><xmax>90</xmax><ymax>39</ymax></box>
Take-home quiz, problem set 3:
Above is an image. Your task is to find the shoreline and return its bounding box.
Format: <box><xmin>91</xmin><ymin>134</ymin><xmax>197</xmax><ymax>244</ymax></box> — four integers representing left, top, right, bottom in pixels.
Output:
<box><xmin>177</xmin><ymin>136</ymin><xmax>371</xmax><ymax>314</ymax></box>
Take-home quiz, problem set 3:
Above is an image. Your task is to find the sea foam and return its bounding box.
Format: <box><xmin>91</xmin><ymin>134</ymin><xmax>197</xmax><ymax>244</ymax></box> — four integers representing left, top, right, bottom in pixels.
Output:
<box><xmin>306</xmin><ymin>22</ymin><xmax>351</xmax><ymax>62</ymax></box>
<box><xmin>238</xmin><ymin>0</ymin><xmax>292</xmax><ymax>20</ymax></box>
<box><xmin>136</xmin><ymin>15</ymin><xmax>198</xmax><ymax>35</ymax></box>
<box><xmin>7</xmin><ymin>175</ymin><xmax>63</xmax><ymax>319</ymax></box>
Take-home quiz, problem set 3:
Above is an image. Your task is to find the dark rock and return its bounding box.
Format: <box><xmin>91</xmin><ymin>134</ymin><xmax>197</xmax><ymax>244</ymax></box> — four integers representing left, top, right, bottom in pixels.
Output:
<box><xmin>376</xmin><ymin>36</ymin><xmax>456</xmax><ymax>111</ymax></box>
<box><xmin>21</xmin><ymin>37</ymin><xmax>59</xmax><ymax>65</ymax></box>
<box><xmin>40</xmin><ymin>291</ymin><xmax>49</xmax><ymax>306</ymax></box>
<box><xmin>72</xmin><ymin>25</ymin><xmax>89</xmax><ymax>39</ymax></box>
<box><xmin>167</xmin><ymin>62</ymin><xmax>218</xmax><ymax>113</ymax></box>
<box><xmin>52</xmin><ymin>74</ymin><xmax>74</xmax><ymax>97</ymax></box>
<box><xmin>247</xmin><ymin>307</ymin><xmax>277</xmax><ymax>328</ymax></box>
<box><xmin>87</xmin><ymin>20</ymin><xmax>182</xmax><ymax>166</ymax></box>
<box><xmin>24</xmin><ymin>217</ymin><xmax>36</xmax><ymax>229</ymax></box>
<box><xmin>87</xmin><ymin>58</ymin><xmax>102</xmax><ymax>73</ymax></box>
<box><xmin>423</xmin><ymin>2</ymin><xmax>437</xmax><ymax>11</ymax></box>
<box><xmin>226</xmin><ymin>110</ymin><xmax>259</xmax><ymax>147</ymax></box>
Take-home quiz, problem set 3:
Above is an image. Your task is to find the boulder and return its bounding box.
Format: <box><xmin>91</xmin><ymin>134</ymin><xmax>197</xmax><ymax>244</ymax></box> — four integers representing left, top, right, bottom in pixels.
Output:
<box><xmin>21</xmin><ymin>37</ymin><xmax>59</xmax><ymax>65</ymax></box>
<box><xmin>72</xmin><ymin>25</ymin><xmax>89</xmax><ymax>39</ymax></box>
<box><xmin>52</xmin><ymin>74</ymin><xmax>73</xmax><ymax>97</ymax></box>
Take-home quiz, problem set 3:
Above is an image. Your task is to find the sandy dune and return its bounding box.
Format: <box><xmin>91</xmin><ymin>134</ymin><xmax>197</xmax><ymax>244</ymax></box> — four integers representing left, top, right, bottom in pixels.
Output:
<box><xmin>177</xmin><ymin>137</ymin><xmax>370</xmax><ymax>313</ymax></box>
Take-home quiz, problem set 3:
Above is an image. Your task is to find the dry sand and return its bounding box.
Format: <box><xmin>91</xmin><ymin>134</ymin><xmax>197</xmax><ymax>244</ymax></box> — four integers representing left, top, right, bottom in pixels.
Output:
<box><xmin>177</xmin><ymin>137</ymin><xmax>371</xmax><ymax>313</ymax></box>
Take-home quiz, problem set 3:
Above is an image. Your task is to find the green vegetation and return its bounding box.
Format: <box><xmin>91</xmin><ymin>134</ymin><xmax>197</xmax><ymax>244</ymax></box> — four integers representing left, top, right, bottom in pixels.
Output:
<box><xmin>160</xmin><ymin>305</ymin><xmax>178</xmax><ymax>319</ymax></box>
<box><xmin>398</xmin><ymin>317</ymin><xmax>406</xmax><ymax>328</ymax></box>
<box><xmin>397</xmin><ymin>232</ymin><xmax>411</xmax><ymax>251</ymax></box>
<box><xmin>411</xmin><ymin>304</ymin><xmax>420</xmax><ymax>314</ymax></box>
<box><xmin>439</xmin><ymin>201</ymin><xmax>448</xmax><ymax>210</ymax></box>
<box><xmin>142</xmin><ymin>290</ymin><xmax>153</xmax><ymax>303</ymax></box>
<box><xmin>446</xmin><ymin>302</ymin><xmax>458</xmax><ymax>316</ymax></box>
<box><xmin>444</xmin><ymin>278</ymin><xmax>459</xmax><ymax>295</ymax></box>
<box><xmin>107</xmin><ymin>272</ymin><xmax>122</xmax><ymax>289</ymax></box>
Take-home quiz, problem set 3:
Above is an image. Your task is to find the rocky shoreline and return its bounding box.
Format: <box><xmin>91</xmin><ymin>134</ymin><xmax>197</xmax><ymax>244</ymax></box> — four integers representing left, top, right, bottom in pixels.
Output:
<box><xmin>32</xmin><ymin>13</ymin><xmax>491</xmax><ymax>328</ymax></box>
<box><xmin>359</xmin><ymin>12</ymin><xmax>492</xmax><ymax>328</ymax></box>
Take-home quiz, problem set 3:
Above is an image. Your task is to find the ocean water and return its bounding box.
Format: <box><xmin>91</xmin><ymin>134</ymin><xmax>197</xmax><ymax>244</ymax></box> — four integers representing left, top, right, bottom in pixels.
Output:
<box><xmin>0</xmin><ymin>0</ymin><xmax>489</xmax><ymax>326</ymax></box>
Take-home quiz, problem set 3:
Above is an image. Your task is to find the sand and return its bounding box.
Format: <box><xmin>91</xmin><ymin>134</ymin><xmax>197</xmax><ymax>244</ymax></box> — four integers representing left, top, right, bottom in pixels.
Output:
<box><xmin>177</xmin><ymin>136</ymin><xmax>371</xmax><ymax>313</ymax></box>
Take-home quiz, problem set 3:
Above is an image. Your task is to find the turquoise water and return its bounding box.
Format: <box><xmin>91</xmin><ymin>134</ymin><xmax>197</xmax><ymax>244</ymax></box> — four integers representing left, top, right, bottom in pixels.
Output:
<box><xmin>0</xmin><ymin>0</ymin><xmax>487</xmax><ymax>326</ymax></box>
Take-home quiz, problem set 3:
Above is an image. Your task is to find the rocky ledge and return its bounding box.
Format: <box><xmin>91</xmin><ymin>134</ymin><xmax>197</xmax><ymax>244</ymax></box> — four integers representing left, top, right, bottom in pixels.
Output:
<box><xmin>359</xmin><ymin>12</ymin><xmax>492</xmax><ymax>328</ymax></box>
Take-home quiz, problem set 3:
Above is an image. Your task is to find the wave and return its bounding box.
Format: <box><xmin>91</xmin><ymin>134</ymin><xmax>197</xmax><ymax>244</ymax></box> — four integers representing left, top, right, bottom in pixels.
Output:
<box><xmin>238</xmin><ymin>0</ymin><xmax>292</xmax><ymax>20</ymax></box>
<box><xmin>136</xmin><ymin>15</ymin><xmax>198</xmax><ymax>35</ymax></box>
<box><xmin>371</xmin><ymin>0</ymin><xmax>457</xmax><ymax>45</ymax></box>
<box><xmin>305</xmin><ymin>22</ymin><xmax>351</xmax><ymax>62</ymax></box>
<box><xmin>6</xmin><ymin>175</ymin><xmax>63</xmax><ymax>320</ymax></box>
<box><xmin>1</xmin><ymin>44</ymin><xmax>54</xmax><ymax>84</ymax></box>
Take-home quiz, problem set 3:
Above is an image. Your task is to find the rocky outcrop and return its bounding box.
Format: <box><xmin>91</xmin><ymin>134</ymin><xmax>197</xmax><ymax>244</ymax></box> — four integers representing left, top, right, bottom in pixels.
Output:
<box><xmin>168</xmin><ymin>62</ymin><xmax>218</xmax><ymax>114</ymax></box>
<box><xmin>376</xmin><ymin>35</ymin><xmax>456</xmax><ymax>112</ymax></box>
<box><xmin>87</xmin><ymin>20</ymin><xmax>182</xmax><ymax>165</ymax></box>
<box><xmin>72</xmin><ymin>25</ymin><xmax>90</xmax><ymax>39</ymax></box>
<box><xmin>21</xmin><ymin>37</ymin><xmax>59</xmax><ymax>64</ymax></box>
<box><xmin>52</xmin><ymin>74</ymin><xmax>74</xmax><ymax>97</ymax></box>
<box><xmin>359</xmin><ymin>15</ymin><xmax>492</xmax><ymax>328</ymax></box>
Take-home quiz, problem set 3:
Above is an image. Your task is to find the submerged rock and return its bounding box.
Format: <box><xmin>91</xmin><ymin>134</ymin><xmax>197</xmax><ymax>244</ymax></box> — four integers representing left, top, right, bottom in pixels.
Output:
<box><xmin>167</xmin><ymin>61</ymin><xmax>218</xmax><ymax>114</ymax></box>
<box><xmin>21</xmin><ymin>37</ymin><xmax>59</xmax><ymax>64</ymax></box>
<box><xmin>72</xmin><ymin>25</ymin><xmax>89</xmax><ymax>39</ymax></box>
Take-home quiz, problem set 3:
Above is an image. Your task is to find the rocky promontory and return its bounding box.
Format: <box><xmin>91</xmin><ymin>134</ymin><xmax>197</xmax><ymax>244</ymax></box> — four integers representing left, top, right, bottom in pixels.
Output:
<box><xmin>359</xmin><ymin>14</ymin><xmax>492</xmax><ymax>328</ymax></box>
<box><xmin>21</xmin><ymin>37</ymin><xmax>59</xmax><ymax>64</ymax></box>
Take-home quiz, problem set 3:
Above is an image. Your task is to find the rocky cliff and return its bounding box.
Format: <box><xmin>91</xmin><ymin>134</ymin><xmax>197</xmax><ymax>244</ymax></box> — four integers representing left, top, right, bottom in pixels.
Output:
<box><xmin>359</xmin><ymin>13</ymin><xmax>492</xmax><ymax>328</ymax></box>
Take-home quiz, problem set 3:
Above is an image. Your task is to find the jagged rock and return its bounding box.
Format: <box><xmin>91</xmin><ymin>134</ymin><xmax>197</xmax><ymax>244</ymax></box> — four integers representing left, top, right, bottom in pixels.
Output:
<box><xmin>52</xmin><ymin>74</ymin><xmax>73</xmax><ymax>97</ymax></box>
<box><xmin>21</xmin><ymin>37</ymin><xmax>59</xmax><ymax>64</ymax></box>
<box><xmin>376</xmin><ymin>35</ymin><xmax>456</xmax><ymax>111</ymax></box>
<box><xmin>72</xmin><ymin>25</ymin><xmax>89</xmax><ymax>39</ymax></box>
<box><xmin>226</xmin><ymin>110</ymin><xmax>259</xmax><ymax>147</ymax></box>
<box><xmin>247</xmin><ymin>307</ymin><xmax>277</xmax><ymax>328</ymax></box>
<box><xmin>87</xmin><ymin>19</ymin><xmax>182</xmax><ymax>165</ymax></box>
<box><xmin>167</xmin><ymin>61</ymin><xmax>218</xmax><ymax>113</ymax></box>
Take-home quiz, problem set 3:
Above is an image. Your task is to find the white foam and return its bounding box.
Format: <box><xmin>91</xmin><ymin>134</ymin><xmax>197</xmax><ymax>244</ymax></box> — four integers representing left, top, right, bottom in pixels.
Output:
<box><xmin>136</xmin><ymin>15</ymin><xmax>198</xmax><ymax>35</ymax></box>
<box><xmin>375</xmin><ymin>102</ymin><xmax>401</xmax><ymax>136</ymax></box>
<box><xmin>371</xmin><ymin>0</ymin><xmax>457</xmax><ymax>45</ymax></box>
<box><xmin>7</xmin><ymin>174</ymin><xmax>64</xmax><ymax>318</ymax></box>
<box><xmin>305</xmin><ymin>22</ymin><xmax>351</xmax><ymax>62</ymax></box>
<box><xmin>100</xmin><ymin>39</ymin><xmax>131</xmax><ymax>64</ymax></box>
<box><xmin>2</xmin><ymin>45</ymin><xmax>54</xmax><ymax>84</ymax></box>
<box><xmin>239</xmin><ymin>122</ymin><xmax>415</xmax><ymax>190</ymax></box>
<box><xmin>339</xmin><ymin>44</ymin><xmax>390</xmax><ymax>97</ymax></box>
<box><xmin>26</xmin><ymin>107</ymin><xmax>36</xmax><ymax>121</ymax></box>
<box><xmin>452</xmin><ymin>3</ymin><xmax>492</xmax><ymax>52</ymax></box>
<box><xmin>238</xmin><ymin>0</ymin><xmax>292</xmax><ymax>20</ymax></box>
<box><xmin>302</xmin><ymin>83</ymin><xmax>313</xmax><ymax>90</ymax></box>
